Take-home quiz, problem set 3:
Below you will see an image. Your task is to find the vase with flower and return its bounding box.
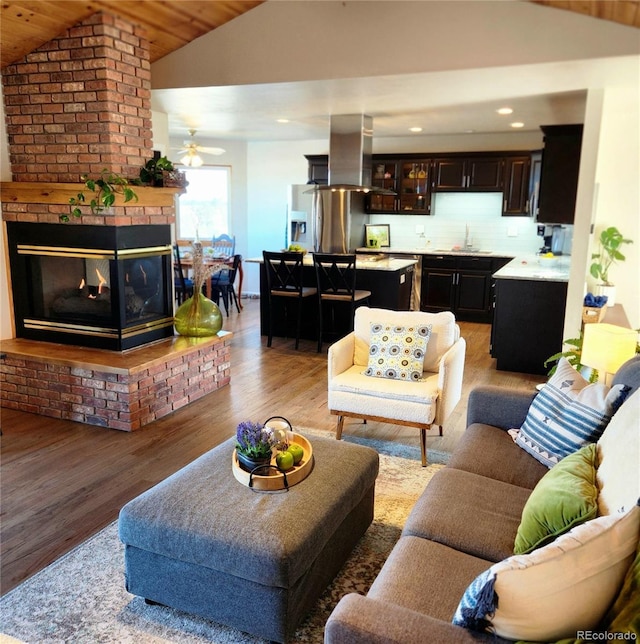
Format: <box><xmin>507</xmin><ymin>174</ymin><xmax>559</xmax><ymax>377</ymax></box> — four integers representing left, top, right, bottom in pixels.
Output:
<box><xmin>235</xmin><ymin>421</ymin><xmax>276</xmax><ymax>473</ymax></box>
<box><xmin>174</xmin><ymin>241</ymin><xmax>224</xmax><ymax>336</ymax></box>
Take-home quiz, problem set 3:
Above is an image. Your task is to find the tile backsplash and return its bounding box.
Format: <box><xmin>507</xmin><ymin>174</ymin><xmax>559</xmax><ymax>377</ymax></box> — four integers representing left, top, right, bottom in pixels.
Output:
<box><xmin>369</xmin><ymin>192</ymin><xmax>573</xmax><ymax>255</ymax></box>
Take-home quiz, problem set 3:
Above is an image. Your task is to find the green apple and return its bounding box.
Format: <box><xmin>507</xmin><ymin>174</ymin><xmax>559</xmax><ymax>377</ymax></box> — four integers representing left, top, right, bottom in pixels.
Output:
<box><xmin>276</xmin><ymin>450</ymin><xmax>294</xmax><ymax>471</ymax></box>
<box><xmin>287</xmin><ymin>444</ymin><xmax>304</xmax><ymax>465</ymax></box>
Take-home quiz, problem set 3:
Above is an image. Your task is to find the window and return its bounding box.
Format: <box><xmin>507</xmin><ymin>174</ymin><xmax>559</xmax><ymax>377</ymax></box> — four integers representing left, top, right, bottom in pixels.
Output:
<box><xmin>177</xmin><ymin>166</ymin><xmax>231</xmax><ymax>240</ymax></box>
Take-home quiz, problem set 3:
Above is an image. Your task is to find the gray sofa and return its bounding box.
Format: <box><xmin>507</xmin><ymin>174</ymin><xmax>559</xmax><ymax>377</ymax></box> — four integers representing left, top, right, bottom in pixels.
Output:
<box><xmin>325</xmin><ymin>356</ymin><xmax>640</xmax><ymax>643</ymax></box>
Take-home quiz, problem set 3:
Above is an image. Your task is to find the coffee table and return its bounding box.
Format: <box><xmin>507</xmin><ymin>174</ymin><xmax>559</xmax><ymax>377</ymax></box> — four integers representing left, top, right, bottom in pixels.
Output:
<box><xmin>118</xmin><ymin>433</ymin><xmax>379</xmax><ymax>643</ymax></box>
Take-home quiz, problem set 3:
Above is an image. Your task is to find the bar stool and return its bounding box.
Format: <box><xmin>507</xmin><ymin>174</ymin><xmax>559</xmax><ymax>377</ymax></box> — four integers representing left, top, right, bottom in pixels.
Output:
<box><xmin>263</xmin><ymin>250</ymin><xmax>317</xmax><ymax>350</ymax></box>
<box><xmin>313</xmin><ymin>253</ymin><xmax>371</xmax><ymax>352</ymax></box>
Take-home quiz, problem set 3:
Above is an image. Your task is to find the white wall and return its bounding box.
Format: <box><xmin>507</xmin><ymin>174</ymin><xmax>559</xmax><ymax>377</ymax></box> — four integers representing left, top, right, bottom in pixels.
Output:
<box><xmin>590</xmin><ymin>85</ymin><xmax>640</xmax><ymax>328</ymax></box>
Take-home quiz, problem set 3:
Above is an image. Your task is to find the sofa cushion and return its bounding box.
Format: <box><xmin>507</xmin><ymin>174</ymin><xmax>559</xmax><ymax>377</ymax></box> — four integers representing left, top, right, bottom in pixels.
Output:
<box><xmin>368</xmin><ymin>536</ymin><xmax>492</xmax><ymax>623</ymax></box>
<box><xmin>448</xmin><ymin>423</ymin><xmax>548</xmax><ymax>489</ymax></box>
<box><xmin>597</xmin><ymin>388</ymin><xmax>640</xmax><ymax>515</ymax></box>
<box><xmin>353</xmin><ymin>307</ymin><xmax>457</xmax><ymax>372</ymax></box>
<box><xmin>364</xmin><ymin>322</ymin><xmax>431</xmax><ymax>382</ymax></box>
<box><xmin>514</xmin><ymin>443</ymin><xmax>598</xmax><ymax>555</ymax></box>
<box><xmin>403</xmin><ymin>468</ymin><xmax>532</xmax><ymax>563</ymax></box>
<box><xmin>453</xmin><ymin>503</ymin><xmax>640</xmax><ymax>641</ymax></box>
<box><xmin>511</xmin><ymin>357</ymin><xmax>629</xmax><ymax>468</ymax></box>
<box><xmin>600</xmin><ymin>536</ymin><xmax>640</xmax><ymax>638</ymax></box>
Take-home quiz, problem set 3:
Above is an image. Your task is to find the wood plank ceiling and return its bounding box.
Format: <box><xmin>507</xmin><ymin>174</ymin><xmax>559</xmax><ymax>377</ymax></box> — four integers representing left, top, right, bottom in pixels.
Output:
<box><xmin>0</xmin><ymin>0</ymin><xmax>264</xmax><ymax>69</ymax></box>
<box><xmin>1</xmin><ymin>1</ymin><xmax>639</xmax><ymax>70</ymax></box>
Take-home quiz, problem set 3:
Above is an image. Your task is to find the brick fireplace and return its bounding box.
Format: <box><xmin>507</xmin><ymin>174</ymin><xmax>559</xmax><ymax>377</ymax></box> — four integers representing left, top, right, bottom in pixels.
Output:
<box><xmin>1</xmin><ymin>11</ymin><xmax>232</xmax><ymax>430</ymax></box>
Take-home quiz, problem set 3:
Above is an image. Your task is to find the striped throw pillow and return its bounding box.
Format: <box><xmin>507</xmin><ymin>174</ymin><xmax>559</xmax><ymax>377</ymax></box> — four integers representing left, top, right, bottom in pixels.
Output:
<box><xmin>512</xmin><ymin>358</ymin><xmax>629</xmax><ymax>468</ymax></box>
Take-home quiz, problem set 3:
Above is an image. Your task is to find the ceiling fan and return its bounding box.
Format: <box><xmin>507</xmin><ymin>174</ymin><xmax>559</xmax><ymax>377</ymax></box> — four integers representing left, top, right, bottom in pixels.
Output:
<box><xmin>176</xmin><ymin>129</ymin><xmax>225</xmax><ymax>167</ymax></box>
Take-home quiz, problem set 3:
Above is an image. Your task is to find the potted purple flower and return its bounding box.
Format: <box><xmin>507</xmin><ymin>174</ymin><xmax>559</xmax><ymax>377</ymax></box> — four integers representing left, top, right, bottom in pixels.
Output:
<box><xmin>235</xmin><ymin>421</ymin><xmax>275</xmax><ymax>473</ymax></box>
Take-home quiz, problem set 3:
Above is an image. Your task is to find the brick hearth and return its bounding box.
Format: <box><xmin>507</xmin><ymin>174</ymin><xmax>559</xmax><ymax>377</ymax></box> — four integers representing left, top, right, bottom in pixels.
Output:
<box><xmin>0</xmin><ymin>334</ymin><xmax>232</xmax><ymax>431</ymax></box>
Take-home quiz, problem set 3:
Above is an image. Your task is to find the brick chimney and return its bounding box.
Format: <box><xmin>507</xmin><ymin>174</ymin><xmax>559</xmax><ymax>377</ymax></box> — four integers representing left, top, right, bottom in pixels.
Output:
<box><xmin>2</xmin><ymin>11</ymin><xmax>153</xmax><ymax>183</ymax></box>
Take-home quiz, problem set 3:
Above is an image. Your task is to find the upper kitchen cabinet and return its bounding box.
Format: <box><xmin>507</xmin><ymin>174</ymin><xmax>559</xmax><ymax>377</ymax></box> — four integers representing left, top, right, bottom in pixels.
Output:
<box><xmin>305</xmin><ymin>155</ymin><xmax>328</xmax><ymax>185</ymax></box>
<box><xmin>368</xmin><ymin>157</ymin><xmax>432</xmax><ymax>214</ymax></box>
<box><xmin>398</xmin><ymin>160</ymin><xmax>431</xmax><ymax>214</ymax></box>
<box><xmin>369</xmin><ymin>159</ymin><xmax>399</xmax><ymax>213</ymax></box>
<box><xmin>432</xmin><ymin>156</ymin><xmax>503</xmax><ymax>192</ymax></box>
<box><xmin>536</xmin><ymin>125</ymin><xmax>584</xmax><ymax>224</ymax></box>
<box><xmin>502</xmin><ymin>155</ymin><xmax>531</xmax><ymax>216</ymax></box>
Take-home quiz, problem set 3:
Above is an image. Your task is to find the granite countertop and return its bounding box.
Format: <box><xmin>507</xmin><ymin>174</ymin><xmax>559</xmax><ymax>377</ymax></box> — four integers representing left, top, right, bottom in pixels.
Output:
<box><xmin>245</xmin><ymin>255</ymin><xmax>418</xmax><ymax>272</ymax></box>
<box><xmin>492</xmin><ymin>254</ymin><xmax>571</xmax><ymax>282</ymax></box>
<box><xmin>355</xmin><ymin>246</ymin><xmax>514</xmax><ymax>258</ymax></box>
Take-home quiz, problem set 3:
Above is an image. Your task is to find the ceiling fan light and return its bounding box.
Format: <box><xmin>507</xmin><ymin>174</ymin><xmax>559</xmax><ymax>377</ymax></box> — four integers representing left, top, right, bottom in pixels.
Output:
<box><xmin>180</xmin><ymin>151</ymin><xmax>204</xmax><ymax>167</ymax></box>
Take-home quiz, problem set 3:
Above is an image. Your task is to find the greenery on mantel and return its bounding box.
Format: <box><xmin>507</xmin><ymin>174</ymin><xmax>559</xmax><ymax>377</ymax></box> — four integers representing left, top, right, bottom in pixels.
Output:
<box><xmin>62</xmin><ymin>169</ymin><xmax>138</xmax><ymax>221</ymax></box>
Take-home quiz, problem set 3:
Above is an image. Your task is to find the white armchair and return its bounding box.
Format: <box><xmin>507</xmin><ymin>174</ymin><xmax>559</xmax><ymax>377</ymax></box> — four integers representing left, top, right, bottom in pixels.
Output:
<box><xmin>328</xmin><ymin>307</ymin><xmax>466</xmax><ymax>466</ymax></box>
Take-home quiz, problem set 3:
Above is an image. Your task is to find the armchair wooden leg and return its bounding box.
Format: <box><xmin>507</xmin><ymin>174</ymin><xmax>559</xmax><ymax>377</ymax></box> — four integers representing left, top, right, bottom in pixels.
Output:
<box><xmin>336</xmin><ymin>415</ymin><xmax>345</xmax><ymax>440</ymax></box>
<box><xmin>420</xmin><ymin>428</ymin><xmax>427</xmax><ymax>467</ymax></box>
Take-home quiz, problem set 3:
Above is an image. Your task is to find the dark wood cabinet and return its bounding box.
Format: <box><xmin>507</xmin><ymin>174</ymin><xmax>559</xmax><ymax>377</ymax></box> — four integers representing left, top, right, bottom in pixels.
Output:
<box><xmin>536</xmin><ymin>125</ymin><xmax>583</xmax><ymax>224</ymax></box>
<box><xmin>307</xmin><ymin>151</ymin><xmax>535</xmax><ymax>216</ymax></box>
<box><xmin>502</xmin><ymin>155</ymin><xmax>531</xmax><ymax>215</ymax></box>
<box><xmin>305</xmin><ymin>154</ymin><xmax>328</xmax><ymax>185</ymax></box>
<box><xmin>491</xmin><ymin>277</ymin><xmax>568</xmax><ymax>374</ymax></box>
<box><xmin>369</xmin><ymin>159</ymin><xmax>399</xmax><ymax>213</ymax></box>
<box><xmin>432</xmin><ymin>157</ymin><xmax>503</xmax><ymax>192</ymax></box>
<box><xmin>421</xmin><ymin>255</ymin><xmax>510</xmax><ymax>322</ymax></box>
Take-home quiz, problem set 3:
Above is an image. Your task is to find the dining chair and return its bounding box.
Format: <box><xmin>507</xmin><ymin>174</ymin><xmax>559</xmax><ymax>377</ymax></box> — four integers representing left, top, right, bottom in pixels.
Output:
<box><xmin>262</xmin><ymin>250</ymin><xmax>317</xmax><ymax>350</ymax></box>
<box><xmin>173</xmin><ymin>244</ymin><xmax>194</xmax><ymax>305</ymax></box>
<box><xmin>212</xmin><ymin>234</ymin><xmax>235</xmax><ymax>259</ymax></box>
<box><xmin>211</xmin><ymin>254</ymin><xmax>242</xmax><ymax>316</ymax></box>
<box><xmin>313</xmin><ymin>253</ymin><xmax>371</xmax><ymax>353</ymax></box>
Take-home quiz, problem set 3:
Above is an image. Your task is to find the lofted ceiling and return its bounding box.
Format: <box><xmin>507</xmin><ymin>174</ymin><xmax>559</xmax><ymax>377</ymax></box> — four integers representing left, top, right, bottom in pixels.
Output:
<box><xmin>1</xmin><ymin>1</ymin><xmax>638</xmax><ymax>70</ymax></box>
<box><xmin>0</xmin><ymin>1</ymin><xmax>638</xmax><ymax>148</ymax></box>
<box><xmin>0</xmin><ymin>0</ymin><xmax>264</xmax><ymax>69</ymax></box>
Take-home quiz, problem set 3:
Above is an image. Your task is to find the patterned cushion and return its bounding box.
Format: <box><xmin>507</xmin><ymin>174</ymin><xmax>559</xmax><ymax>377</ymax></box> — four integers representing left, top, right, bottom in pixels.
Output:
<box><xmin>514</xmin><ymin>443</ymin><xmax>599</xmax><ymax>555</ymax></box>
<box><xmin>453</xmin><ymin>503</ymin><xmax>640</xmax><ymax>641</ymax></box>
<box><xmin>363</xmin><ymin>323</ymin><xmax>431</xmax><ymax>382</ymax></box>
<box><xmin>511</xmin><ymin>358</ymin><xmax>629</xmax><ymax>468</ymax></box>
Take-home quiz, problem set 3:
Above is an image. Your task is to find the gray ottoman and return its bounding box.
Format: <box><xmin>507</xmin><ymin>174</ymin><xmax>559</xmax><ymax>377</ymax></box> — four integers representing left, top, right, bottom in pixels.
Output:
<box><xmin>118</xmin><ymin>433</ymin><xmax>379</xmax><ymax>643</ymax></box>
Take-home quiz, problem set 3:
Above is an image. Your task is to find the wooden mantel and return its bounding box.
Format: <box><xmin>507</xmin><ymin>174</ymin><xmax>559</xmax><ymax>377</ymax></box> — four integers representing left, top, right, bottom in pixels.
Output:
<box><xmin>0</xmin><ymin>182</ymin><xmax>185</xmax><ymax>208</ymax></box>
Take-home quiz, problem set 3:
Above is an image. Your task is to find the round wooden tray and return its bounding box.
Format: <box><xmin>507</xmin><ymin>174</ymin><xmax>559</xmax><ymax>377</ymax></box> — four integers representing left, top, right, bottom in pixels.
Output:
<box><xmin>232</xmin><ymin>433</ymin><xmax>314</xmax><ymax>491</ymax></box>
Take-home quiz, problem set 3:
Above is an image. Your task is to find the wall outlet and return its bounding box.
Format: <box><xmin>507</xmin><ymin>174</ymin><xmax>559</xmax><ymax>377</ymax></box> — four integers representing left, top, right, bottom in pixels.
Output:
<box><xmin>507</xmin><ymin>226</ymin><xmax>518</xmax><ymax>237</ymax></box>
<box><xmin>415</xmin><ymin>224</ymin><xmax>425</xmax><ymax>234</ymax></box>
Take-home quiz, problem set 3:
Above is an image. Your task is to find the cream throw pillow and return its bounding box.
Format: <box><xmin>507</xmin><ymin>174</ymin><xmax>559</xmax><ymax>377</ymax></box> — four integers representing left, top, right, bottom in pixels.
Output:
<box><xmin>453</xmin><ymin>504</ymin><xmax>640</xmax><ymax>641</ymax></box>
<box><xmin>597</xmin><ymin>388</ymin><xmax>640</xmax><ymax>516</ymax></box>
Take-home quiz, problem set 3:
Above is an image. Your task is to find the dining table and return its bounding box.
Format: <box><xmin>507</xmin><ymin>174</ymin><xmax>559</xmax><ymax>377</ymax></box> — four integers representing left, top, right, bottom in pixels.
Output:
<box><xmin>178</xmin><ymin>253</ymin><xmax>243</xmax><ymax>306</ymax></box>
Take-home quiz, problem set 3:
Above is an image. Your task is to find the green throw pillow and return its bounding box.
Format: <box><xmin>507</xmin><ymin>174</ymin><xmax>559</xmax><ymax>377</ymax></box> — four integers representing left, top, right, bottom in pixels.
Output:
<box><xmin>514</xmin><ymin>443</ymin><xmax>598</xmax><ymax>555</ymax></box>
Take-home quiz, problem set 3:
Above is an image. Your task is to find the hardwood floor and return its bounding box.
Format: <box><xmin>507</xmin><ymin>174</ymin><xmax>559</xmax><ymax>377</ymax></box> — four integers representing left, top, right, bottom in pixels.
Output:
<box><xmin>0</xmin><ymin>299</ymin><xmax>542</xmax><ymax>594</ymax></box>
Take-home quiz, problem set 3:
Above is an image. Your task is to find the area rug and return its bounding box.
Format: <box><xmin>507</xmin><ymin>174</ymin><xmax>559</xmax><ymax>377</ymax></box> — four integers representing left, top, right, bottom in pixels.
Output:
<box><xmin>0</xmin><ymin>429</ymin><xmax>448</xmax><ymax>644</ymax></box>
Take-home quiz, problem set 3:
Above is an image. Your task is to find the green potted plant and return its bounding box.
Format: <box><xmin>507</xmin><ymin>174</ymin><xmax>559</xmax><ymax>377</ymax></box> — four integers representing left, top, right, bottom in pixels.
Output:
<box><xmin>590</xmin><ymin>226</ymin><xmax>633</xmax><ymax>306</ymax></box>
<box><xmin>139</xmin><ymin>155</ymin><xmax>175</xmax><ymax>186</ymax></box>
<box><xmin>62</xmin><ymin>169</ymin><xmax>138</xmax><ymax>221</ymax></box>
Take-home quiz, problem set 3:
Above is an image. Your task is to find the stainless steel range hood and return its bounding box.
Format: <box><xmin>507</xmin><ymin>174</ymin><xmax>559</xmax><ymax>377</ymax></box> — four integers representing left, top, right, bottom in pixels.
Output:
<box><xmin>310</xmin><ymin>114</ymin><xmax>391</xmax><ymax>254</ymax></box>
<box><xmin>307</xmin><ymin>114</ymin><xmax>394</xmax><ymax>194</ymax></box>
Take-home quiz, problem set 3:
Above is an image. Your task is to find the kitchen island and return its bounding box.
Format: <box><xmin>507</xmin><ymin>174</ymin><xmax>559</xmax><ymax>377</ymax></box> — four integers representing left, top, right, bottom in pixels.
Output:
<box><xmin>247</xmin><ymin>254</ymin><xmax>417</xmax><ymax>345</ymax></box>
<box><xmin>491</xmin><ymin>254</ymin><xmax>570</xmax><ymax>375</ymax></box>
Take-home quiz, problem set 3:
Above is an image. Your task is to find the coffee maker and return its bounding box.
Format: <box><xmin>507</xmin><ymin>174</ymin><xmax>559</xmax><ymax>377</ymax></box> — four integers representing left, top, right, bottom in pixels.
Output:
<box><xmin>538</xmin><ymin>225</ymin><xmax>565</xmax><ymax>255</ymax></box>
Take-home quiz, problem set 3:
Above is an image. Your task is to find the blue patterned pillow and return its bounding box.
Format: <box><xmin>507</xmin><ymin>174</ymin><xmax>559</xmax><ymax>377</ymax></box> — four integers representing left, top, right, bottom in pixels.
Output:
<box><xmin>512</xmin><ymin>358</ymin><xmax>629</xmax><ymax>468</ymax></box>
<box><xmin>363</xmin><ymin>323</ymin><xmax>431</xmax><ymax>381</ymax></box>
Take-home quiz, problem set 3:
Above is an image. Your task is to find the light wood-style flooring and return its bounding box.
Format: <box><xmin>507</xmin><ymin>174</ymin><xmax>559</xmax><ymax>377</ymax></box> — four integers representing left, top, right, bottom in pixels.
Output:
<box><xmin>0</xmin><ymin>299</ymin><xmax>542</xmax><ymax>594</ymax></box>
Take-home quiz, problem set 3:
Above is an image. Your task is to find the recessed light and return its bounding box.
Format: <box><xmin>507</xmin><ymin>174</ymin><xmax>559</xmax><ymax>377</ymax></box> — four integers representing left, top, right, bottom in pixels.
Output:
<box><xmin>510</xmin><ymin>122</ymin><xmax>525</xmax><ymax>128</ymax></box>
<box><xmin>276</xmin><ymin>118</ymin><xmax>290</xmax><ymax>124</ymax></box>
<box><xmin>497</xmin><ymin>107</ymin><xmax>513</xmax><ymax>115</ymax></box>
<box><xmin>409</xmin><ymin>127</ymin><xmax>423</xmax><ymax>133</ymax></box>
